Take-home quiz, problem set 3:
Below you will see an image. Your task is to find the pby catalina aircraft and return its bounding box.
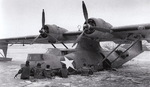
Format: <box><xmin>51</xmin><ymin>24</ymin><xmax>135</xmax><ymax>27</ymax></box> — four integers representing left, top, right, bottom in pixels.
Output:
<box><xmin>0</xmin><ymin>1</ymin><xmax>150</xmax><ymax>72</ymax></box>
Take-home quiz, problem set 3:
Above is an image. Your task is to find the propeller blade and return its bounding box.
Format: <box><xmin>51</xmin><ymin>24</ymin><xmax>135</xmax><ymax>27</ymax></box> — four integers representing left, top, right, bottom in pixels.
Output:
<box><xmin>72</xmin><ymin>30</ymin><xmax>85</xmax><ymax>47</ymax></box>
<box><xmin>42</xmin><ymin>9</ymin><xmax>45</xmax><ymax>27</ymax></box>
<box><xmin>82</xmin><ymin>1</ymin><xmax>88</xmax><ymax>24</ymax></box>
<box><xmin>30</xmin><ymin>35</ymin><xmax>40</xmax><ymax>44</ymax></box>
<box><xmin>72</xmin><ymin>1</ymin><xmax>88</xmax><ymax>47</ymax></box>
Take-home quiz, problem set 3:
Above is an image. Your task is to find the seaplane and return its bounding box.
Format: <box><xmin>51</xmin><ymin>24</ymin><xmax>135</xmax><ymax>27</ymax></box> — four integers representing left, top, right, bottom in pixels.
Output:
<box><xmin>0</xmin><ymin>1</ymin><xmax>150</xmax><ymax>73</ymax></box>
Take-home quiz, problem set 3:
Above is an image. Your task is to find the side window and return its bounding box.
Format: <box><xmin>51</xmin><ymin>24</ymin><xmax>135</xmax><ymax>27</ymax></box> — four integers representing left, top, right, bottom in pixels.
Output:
<box><xmin>61</xmin><ymin>51</ymin><xmax>68</xmax><ymax>55</ymax></box>
<box><xmin>27</xmin><ymin>55</ymin><xmax>31</xmax><ymax>61</ymax></box>
<box><xmin>28</xmin><ymin>54</ymin><xmax>44</xmax><ymax>61</ymax></box>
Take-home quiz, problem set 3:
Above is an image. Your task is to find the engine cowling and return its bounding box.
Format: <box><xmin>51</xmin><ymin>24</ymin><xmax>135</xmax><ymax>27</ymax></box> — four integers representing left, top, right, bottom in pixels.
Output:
<box><xmin>83</xmin><ymin>18</ymin><xmax>112</xmax><ymax>35</ymax></box>
<box><xmin>82</xmin><ymin>18</ymin><xmax>113</xmax><ymax>41</ymax></box>
<box><xmin>40</xmin><ymin>24</ymin><xmax>68</xmax><ymax>43</ymax></box>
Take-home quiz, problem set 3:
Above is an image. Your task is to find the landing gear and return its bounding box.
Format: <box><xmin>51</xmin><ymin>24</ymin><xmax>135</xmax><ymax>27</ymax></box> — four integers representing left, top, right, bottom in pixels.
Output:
<box><xmin>101</xmin><ymin>36</ymin><xmax>141</xmax><ymax>70</ymax></box>
<box><xmin>111</xmin><ymin>38</ymin><xmax>140</xmax><ymax>64</ymax></box>
<box><xmin>102</xmin><ymin>58</ymin><xmax>111</xmax><ymax>70</ymax></box>
<box><xmin>100</xmin><ymin>53</ymin><xmax>112</xmax><ymax>70</ymax></box>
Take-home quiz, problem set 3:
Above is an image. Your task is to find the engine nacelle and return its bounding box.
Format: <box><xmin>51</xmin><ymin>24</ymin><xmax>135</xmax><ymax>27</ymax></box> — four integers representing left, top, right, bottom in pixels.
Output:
<box><xmin>84</xmin><ymin>18</ymin><xmax>112</xmax><ymax>34</ymax></box>
<box><xmin>41</xmin><ymin>24</ymin><xmax>68</xmax><ymax>43</ymax></box>
<box><xmin>83</xmin><ymin>18</ymin><xmax>113</xmax><ymax>41</ymax></box>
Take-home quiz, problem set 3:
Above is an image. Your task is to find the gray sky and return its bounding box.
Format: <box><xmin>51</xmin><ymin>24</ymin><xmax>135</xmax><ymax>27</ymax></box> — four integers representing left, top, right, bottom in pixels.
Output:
<box><xmin>1</xmin><ymin>0</ymin><xmax>150</xmax><ymax>38</ymax></box>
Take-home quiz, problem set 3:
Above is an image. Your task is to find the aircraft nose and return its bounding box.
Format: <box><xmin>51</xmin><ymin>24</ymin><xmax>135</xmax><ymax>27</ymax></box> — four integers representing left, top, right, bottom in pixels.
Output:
<box><xmin>39</xmin><ymin>29</ymin><xmax>44</xmax><ymax>34</ymax></box>
<box><xmin>39</xmin><ymin>28</ymin><xmax>48</xmax><ymax>38</ymax></box>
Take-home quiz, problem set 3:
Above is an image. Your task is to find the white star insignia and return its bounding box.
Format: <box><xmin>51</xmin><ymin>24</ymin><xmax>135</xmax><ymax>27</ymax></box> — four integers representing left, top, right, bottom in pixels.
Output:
<box><xmin>61</xmin><ymin>57</ymin><xmax>75</xmax><ymax>69</ymax></box>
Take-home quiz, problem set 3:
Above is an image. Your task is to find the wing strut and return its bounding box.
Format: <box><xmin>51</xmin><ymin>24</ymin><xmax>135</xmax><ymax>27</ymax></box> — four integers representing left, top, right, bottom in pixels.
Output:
<box><xmin>0</xmin><ymin>52</ymin><xmax>4</xmax><ymax>57</ymax></box>
<box><xmin>51</xmin><ymin>43</ymin><xmax>56</xmax><ymax>48</ymax></box>
<box><xmin>61</xmin><ymin>42</ymin><xmax>68</xmax><ymax>49</ymax></box>
<box><xmin>101</xmin><ymin>43</ymin><xmax>122</xmax><ymax>63</ymax></box>
<box><xmin>111</xmin><ymin>38</ymin><xmax>140</xmax><ymax>64</ymax></box>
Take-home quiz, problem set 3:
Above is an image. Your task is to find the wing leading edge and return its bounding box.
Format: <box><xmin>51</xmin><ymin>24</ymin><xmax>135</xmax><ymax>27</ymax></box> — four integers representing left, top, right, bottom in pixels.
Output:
<box><xmin>110</xmin><ymin>23</ymin><xmax>150</xmax><ymax>43</ymax></box>
<box><xmin>0</xmin><ymin>31</ymin><xmax>82</xmax><ymax>45</ymax></box>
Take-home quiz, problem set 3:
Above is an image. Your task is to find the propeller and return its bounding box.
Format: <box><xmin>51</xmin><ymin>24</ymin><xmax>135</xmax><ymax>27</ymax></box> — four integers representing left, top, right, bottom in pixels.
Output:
<box><xmin>30</xmin><ymin>9</ymin><xmax>48</xmax><ymax>44</ymax></box>
<box><xmin>82</xmin><ymin>1</ymin><xmax>112</xmax><ymax>33</ymax></box>
<box><xmin>72</xmin><ymin>1</ymin><xmax>112</xmax><ymax>47</ymax></box>
<box><xmin>72</xmin><ymin>1</ymin><xmax>89</xmax><ymax>47</ymax></box>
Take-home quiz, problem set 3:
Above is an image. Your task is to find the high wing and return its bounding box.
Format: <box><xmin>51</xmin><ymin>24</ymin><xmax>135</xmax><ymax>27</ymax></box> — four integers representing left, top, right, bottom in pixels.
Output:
<box><xmin>0</xmin><ymin>31</ymin><xmax>81</xmax><ymax>58</ymax></box>
<box><xmin>0</xmin><ymin>31</ymin><xmax>82</xmax><ymax>45</ymax></box>
<box><xmin>0</xmin><ymin>35</ymin><xmax>46</xmax><ymax>44</ymax></box>
<box><xmin>112</xmin><ymin>23</ymin><xmax>150</xmax><ymax>32</ymax></box>
<box><xmin>111</xmin><ymin>23</ymin><xmax>150</xmax><ymax>43</ymax></box>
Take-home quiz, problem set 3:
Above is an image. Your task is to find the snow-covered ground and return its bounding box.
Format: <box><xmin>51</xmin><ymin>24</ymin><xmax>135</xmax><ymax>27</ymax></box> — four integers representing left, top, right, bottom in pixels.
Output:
<box><xmin>0</xmin><ymin>44</ymin><xmax>150</xmax><ymax>87</ymax></box>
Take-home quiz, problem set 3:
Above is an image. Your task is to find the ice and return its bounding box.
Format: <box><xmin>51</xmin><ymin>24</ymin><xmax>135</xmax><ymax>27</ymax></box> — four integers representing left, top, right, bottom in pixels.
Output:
<box><xmin>1</xmin><ymin>45</ymin><xmax>150</xmax><ymax>87</ymax></box>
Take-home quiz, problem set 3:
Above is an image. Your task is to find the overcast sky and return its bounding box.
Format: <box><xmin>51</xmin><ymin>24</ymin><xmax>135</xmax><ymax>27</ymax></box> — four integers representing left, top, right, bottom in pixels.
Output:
<box><xmin>1</xmin><ymin>0</ymin><xmax>150</xmax><ymax>38</ymax></box>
